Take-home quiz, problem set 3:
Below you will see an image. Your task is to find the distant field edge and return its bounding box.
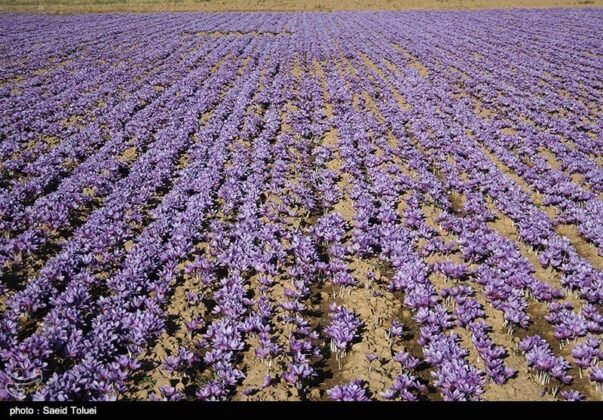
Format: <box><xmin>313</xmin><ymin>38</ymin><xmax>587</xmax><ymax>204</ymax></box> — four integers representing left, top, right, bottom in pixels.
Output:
<box><xmin>1</xmin><ymin>0</ymin><xmax>602</xmax><ymax>15</ymax></box>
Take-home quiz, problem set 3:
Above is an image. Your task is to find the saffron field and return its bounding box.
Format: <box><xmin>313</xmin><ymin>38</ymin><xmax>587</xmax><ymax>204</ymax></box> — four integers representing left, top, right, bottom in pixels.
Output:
<box><xmin>0</xmin><ymin>9</ymin><xmax>602</xmax><ymax>401</ymax></box>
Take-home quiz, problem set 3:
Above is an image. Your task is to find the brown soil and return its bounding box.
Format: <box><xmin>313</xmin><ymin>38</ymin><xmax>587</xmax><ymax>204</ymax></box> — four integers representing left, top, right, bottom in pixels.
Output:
<box><xmin>2</xmin><ymin>0</ymin><xmax>602</xmax><ymax>14</ymax></box>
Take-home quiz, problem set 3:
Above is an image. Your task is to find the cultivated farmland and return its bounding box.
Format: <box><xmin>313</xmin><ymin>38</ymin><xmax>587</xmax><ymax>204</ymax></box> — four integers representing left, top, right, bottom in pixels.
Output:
<box><xmin>0</xmin><ymin>9</ymin><xmax>602</xmax><ymax>401</ymax></box>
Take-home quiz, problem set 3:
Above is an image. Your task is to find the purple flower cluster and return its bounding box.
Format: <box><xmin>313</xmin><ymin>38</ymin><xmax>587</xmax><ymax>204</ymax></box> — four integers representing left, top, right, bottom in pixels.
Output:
<box><xmin>381</xmin><ymin>373</ymin><xmax>427</xmax><ymax>401</ymax></box>
<box><xmin>571</xmin><ymin>336</ymin><xmax>603</xmax><ymax>377</ymax></box>
<box><xmin>327</xmin><ymin>380</ymin><xmax>370</xmax><ymax>401</ymax></box>
<box><xmin>520</xmin><ymin>336</ymin><xmax>573</xmax><ymax>394</ymax></box>
<box><xmin>325</xmin><ymin>304</ymin><xmax>363</xmax><ymax>369</ymax></box>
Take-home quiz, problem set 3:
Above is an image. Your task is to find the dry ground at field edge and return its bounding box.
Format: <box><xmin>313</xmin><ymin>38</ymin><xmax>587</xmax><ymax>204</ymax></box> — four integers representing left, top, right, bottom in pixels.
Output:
<box><xmin>1</xmin><ymin>0</ymin><xmax>602</xmax><ymax>13</ymax></box>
